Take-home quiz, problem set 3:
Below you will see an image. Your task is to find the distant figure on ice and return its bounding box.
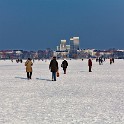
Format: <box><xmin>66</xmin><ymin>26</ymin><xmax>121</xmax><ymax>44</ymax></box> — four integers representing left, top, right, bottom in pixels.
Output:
<box><xmin>99</xmin><ymin>58</ymin><xmax>103</xmax><ymax>65</ymax></box>
<box><xmin>20</xmin><ymin>59</ymin><xmax>22</xmax><ymax>63</ymax></box>
<box><xmin>88</xmin><ymin>58</ymin><xmax>92</xmax><ymax>72</ymax></box>
<box><xmin>16</xmin><ymin>59</ymin><xmax>19</xmax><ymax>63</ymax></box>
<box><xmin>101</xmin><ymin>58</ymin><xmax>103</xmax><ymax>65</ymax></box>
<box><xmin>96</xmin><ymin>58</ymin><xmax>99</xmax><ymax>62</ymax></box>
<box><xmin>25</xmin><ymin>58</ymin><xmax>33</xmax><ymax>79</ymax></box>
<box><xmin>61</xmin><ymin>59</ymin><xmax>68</xmax><ymax>74</ymax></box>
<box><xmin>112</xmin><ymin>58</ymin><xmax>114</xmax><ymax>63</ymax></box>
<box><xmin>49</xmin><ymin>56</ymin><xmax>58</xmax><ymax>81</ymax></box>
<box><xmin>110</xmin><ymin>58</ymin><xmax>112</xmax><ymax>64</ymax></box>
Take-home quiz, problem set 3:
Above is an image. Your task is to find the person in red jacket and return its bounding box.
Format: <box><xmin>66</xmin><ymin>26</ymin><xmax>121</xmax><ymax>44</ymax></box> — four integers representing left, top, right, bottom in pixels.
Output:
<box><xmin>88</xmin><ymin>58</ymin><xmax>92</xmax><ymax>72</ymax></box>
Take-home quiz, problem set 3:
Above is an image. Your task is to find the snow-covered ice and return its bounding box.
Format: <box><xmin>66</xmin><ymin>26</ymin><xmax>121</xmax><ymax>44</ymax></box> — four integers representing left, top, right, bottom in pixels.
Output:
<box><xmin>0</xmin><ymin>59</ymin><xmax>124</xmax><ymax>124</ymax></box>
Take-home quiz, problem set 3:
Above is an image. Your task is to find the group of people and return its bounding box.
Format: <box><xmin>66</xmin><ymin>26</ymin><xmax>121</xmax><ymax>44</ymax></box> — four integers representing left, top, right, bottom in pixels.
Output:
<box><xmin>25</xmin><ymin>57</ymin><xmax>68</xmax><ymax>81</ymax></box>
<box><xmin>25</xmin><ymin>57</ymin><xmax>115</xmax><ymax>80</ymax></box>
<box><xmin>16</xmin><ymin>59</ymin><xmax>23</xmax><ymax>63</ymax></box>
<box><xmin>96</xmin><ymin>57</ymin><xmax>105</xmax><ymax>65</ymax></box>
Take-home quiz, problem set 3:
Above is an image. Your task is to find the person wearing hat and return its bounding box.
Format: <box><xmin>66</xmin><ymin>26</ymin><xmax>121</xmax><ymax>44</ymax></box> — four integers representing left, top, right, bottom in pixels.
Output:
<box><xmin>49</xmin><ymin>56</ymin><xmax>58</xmax><ymax>81</ymax></box>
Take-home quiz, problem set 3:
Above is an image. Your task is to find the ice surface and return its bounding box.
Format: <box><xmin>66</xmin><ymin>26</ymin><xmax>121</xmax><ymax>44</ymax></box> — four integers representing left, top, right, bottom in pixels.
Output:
<box><xmin>0</xmin><ymin>59</ymin><xmax>124</xmax><ymax>124</ymax></box>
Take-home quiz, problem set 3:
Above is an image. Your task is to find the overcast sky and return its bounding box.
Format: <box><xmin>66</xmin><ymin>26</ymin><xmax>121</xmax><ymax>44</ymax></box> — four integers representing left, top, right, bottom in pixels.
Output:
<box><xmin>0</xmin><ymin>0</ymin><xmax>124</xmax><ymax>50</ymax></box>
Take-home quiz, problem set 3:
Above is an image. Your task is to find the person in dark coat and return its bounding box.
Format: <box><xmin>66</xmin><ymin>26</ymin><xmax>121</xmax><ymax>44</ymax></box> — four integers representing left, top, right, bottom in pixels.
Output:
<box><xmin>88</xmin><ymin>58</ymin><xmax>92</xmax><ymax>72</ymax></box>
<box><xmin>49</xmin><ymin>56</ymin><xmax>58</xmax><ymax>81</ymax></box>
<box><xmin>61</xmin><ymin>59</ymin><xmax>68</xmax><ymax>74</ymax></box>
<box><xmin>99</xmin><ymin>58</ymin><xmax>101</xmax><ymax>65</ymax></box>
<box><xmin>25</xmin><ymin>58</ymin><xmax>33</xmax><ymax>79</ymax></box>
<box><xmin>110</xmin><ymin>58</ymin><xmax>112</xmax><ymax>64</ymax></box>
<box><xmin>112</xmin><ymin>58</ymin><xmax>114</xmax><ymax>63</ymax></box>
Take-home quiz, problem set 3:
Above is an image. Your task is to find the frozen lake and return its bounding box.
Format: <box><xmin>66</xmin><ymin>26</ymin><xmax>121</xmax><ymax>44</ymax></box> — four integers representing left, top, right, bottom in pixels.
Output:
<box><xmin>0</xmin><ymin>59</ymin><xmax>124</xmax><ymax>124</ymax></box>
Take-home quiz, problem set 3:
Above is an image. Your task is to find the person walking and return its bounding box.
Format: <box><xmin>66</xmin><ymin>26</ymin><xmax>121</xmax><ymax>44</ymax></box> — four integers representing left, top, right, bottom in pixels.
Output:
<box><xmin>49</xmin><ymin>56</ymin><xmax>58</xmax><ymax>81</ymax></box>
<box><xmin>88</xmin><ymin>58</ymin><xmax>92</xmax><ymax>72</ymax></box>
<box><xmin>25</xmin><ymin>58</ymin><xmax>33</xmax><ymax>79</ymax></box>
<box><xmin>110</xmin><ymin>58</ymin><xmax>112</xmax><ymax>64</ymax></box>
<box><xmin>99</xmin><ymin>58</ymin><xmax>101</xmax><ymax>65</ymax></box>
<box><xmin>61</xmin><ymin>59</ymin><xmax>68</xmax><ymax>74</ymax></box>
<box><xmin>112</xmin><ymin>58</ymin><xmax>114</xmax><ymax>63</ymax></box>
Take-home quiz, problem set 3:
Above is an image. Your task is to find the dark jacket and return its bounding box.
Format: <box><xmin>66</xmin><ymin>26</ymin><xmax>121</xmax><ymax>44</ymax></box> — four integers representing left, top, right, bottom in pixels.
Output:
<box><xmin>88</xmin><ymin>59</ymin><xmax>92</xmax><ymax>66</ymax></box>
<box><xmin>49</xmin><ymin>59</ymin><xmax>58</xmax><ymax>72</ymax></box>
<box><xmin>62</xmin><ymin>60</ymin><xmax>68</xmax><ymax>68</ymax></box>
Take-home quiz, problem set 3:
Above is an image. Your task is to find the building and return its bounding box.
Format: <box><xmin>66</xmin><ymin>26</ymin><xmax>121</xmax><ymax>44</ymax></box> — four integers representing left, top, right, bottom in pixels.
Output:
<box><xmin>60</xmin><ymin>40</ymin><xmax>66</xmax><ymax>51</ymax></box>
<box><xmin>56</xmin><ymin>40</ymin><xmax>70</xmax><ymax>58</ymax></box>
<box><xmin>56</xmin><ymin>46</ymin><xmax>60</xmax><ymax>51</ymax></box>
<box><xmin>69</xmin><ymin>37</ymin><xmax>80</xmax><ymax>58</ymax></box>
<box><xmin>70</xmin><ymin>37</ymin><xmax>79</xmax><ymax>51</ymax></box>
<box><xmin>66</xmin><ymin>45</ymin><xmax>70</xmax><ymax>51</ymax></box>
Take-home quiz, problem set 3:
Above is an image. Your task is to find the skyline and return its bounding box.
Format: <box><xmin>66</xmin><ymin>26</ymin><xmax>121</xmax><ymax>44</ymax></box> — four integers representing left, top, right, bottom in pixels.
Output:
<box><xmin>0</xmin><ymin>0</ymin><xmax>124</xmax><ymax>50</ymax></box>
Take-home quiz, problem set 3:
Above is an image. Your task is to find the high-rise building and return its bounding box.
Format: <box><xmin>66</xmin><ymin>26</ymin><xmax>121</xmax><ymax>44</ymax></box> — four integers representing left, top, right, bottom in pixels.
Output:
<box><xmin>60</xmin><ymin>40</ymin><xmax>66</xmax><ymax>51</ymax></box>
<box><xmin>69</xmin><ymin>37</ymin><xmax>80</xmax><ymax>58</ymax></box>
<box><xmin>70</xmin><ymin>37</ymin><xmax>79</xmax><ymax>51</ymax></box>
<box><xmin>66</xmin><ymin>45</ymin><xmax>70</xmax><ymax>51</ymax></box>
<box><xmin>56</xmin><ymin>46</ymin><xmax>60</xmax><ymax>51</ymax></box>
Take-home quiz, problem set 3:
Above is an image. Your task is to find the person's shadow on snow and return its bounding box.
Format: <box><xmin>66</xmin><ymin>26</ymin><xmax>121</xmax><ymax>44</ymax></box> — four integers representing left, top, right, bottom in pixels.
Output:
<box><xmin>36</xmin><ymin>78</ymin><xmax>52</xmax><ymax>81</ymax></box>
<box><xmin>80</xmin><ymin>71</ymin><xmax>87</xmax><ymax>72</ymax></box>
<box><xmin>15</xmin><ymin>77</ymin><xmax>52</xmax><ymax>81</ymax></box>
<box><xmin>15</xmin><ymin>77</ymin><xmax>28</xmax><ymax>80</ymax></box>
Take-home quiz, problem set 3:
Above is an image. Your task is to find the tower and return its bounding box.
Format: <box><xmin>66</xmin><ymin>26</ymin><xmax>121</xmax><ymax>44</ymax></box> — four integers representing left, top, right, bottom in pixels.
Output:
<box><xmin>70</xmin><ymin>37</ymin><xmax>79</xmax><ymax>51</ymax></box>
<box><xmin>60</xmin><ymin>40</ymin><xmax>66</xmax><ymax>51</ymax></box>
<box><xmin>70</xmin><ymin>37</ymin><xmax>80</xmax><ymax>58</ymax></box>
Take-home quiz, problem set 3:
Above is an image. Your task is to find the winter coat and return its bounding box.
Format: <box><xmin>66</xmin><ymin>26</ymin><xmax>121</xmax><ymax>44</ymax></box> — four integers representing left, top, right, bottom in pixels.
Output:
<box><xmin>49</xmin><ymin>59</ymin><xmax>58</xmax><ymax>72</ymax></box>
<box><xmin>110</xmin><ymin>58</ymin><xmax>112</xmax><ymax>64</ymax></box>
<box><xmin>88</xmin><ymin>59</ymin><xmax>92</xmax><ymax>66</ymax></box>
<box><xmin>61</xmin><ymin>60</ymin><xmax>68</xmax><ymax>68</ymax></box>
<box><xmin>25</xmin><ymin>60</ymin><xmax>33</xmax><ymax>72</ymax></box>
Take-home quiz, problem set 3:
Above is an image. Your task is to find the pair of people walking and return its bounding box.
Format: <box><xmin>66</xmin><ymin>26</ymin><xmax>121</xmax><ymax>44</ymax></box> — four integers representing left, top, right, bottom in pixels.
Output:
<box><xmin>25</xmin><ymin>57</ymin><xmax>58</xmax><ymax>81</ymax></box>
<box><xmin>49</xmin><ymin>57</ymin><xmax>68</xmax><ymax>81</ymax></box>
